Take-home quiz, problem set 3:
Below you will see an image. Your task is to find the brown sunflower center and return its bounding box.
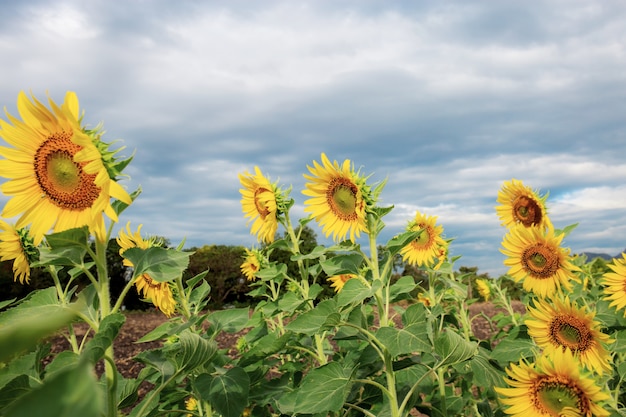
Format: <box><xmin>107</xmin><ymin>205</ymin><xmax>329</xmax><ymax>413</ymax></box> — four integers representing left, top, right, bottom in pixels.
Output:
<box><xmin>550</xmin><ymin>315</ymin><xmax>592</xmax><ymax>352</ymax></box>
<box><xmin>522</xmin><ymin>243</ymin><xmax>560</xmax><ymax>278</ymax></box>
<box><xmin>513</xmin><ymin>195</ymin><xmax>543</xmax><ymax>227</ymax></box>
<box><xmin>327</xmin><ymin>177</ymin><xmax>359</xmax><ymax>221</ymax></box>
<box><xmin>253</xmin><ymin>187</ymin><xmax>272</xmax><ymax>219</ymax></box>
<box><xmin>34</xmin><ymin>132</ymin><xmax>100</xmax><ymax>211</ymax></box>
<box><xmin>533</xmin><ymin>376</ymin><xmax>586</xmax><ymax>416</ymax></box>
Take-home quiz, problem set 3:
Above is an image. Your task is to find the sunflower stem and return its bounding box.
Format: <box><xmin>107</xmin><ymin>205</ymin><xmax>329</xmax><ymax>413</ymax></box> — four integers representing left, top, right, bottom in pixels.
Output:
<box><xmin>94</xmin><ymin>236</ymin><xmax>118</xmax><ymax>417</ymax></box>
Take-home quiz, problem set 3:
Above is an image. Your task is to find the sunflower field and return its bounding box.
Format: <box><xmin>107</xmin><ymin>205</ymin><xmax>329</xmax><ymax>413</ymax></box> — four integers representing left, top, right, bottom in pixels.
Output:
<box><xmin>0</xmin><ymin>91</ymin><xmax>625</xmax><ymax>417</ymax></box>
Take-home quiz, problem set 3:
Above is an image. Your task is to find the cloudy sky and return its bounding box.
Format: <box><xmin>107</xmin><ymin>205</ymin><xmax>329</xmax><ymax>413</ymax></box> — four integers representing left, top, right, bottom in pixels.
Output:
<box><xmin>1</xmin><ymin>0</ymin><xmax>625</xmax><ymax>275</ymax></box>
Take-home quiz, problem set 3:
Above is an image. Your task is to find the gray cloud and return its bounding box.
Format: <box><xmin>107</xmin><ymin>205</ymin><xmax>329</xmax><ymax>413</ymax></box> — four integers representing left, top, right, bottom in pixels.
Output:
<box><xmin>0</xmin><ymin>0</ymin><xmax>625</xmax><ymax>276</ymax></box>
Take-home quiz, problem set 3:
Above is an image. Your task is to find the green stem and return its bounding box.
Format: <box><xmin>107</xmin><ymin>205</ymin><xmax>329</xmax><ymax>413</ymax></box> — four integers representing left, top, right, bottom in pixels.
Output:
<box><xmin>436</xmin><ymin>367</ymin><xmax>448</xmax><ymax>417</ymax></box>
<box><xmin>384</xmin><ymin>351</ymin><xmax>400</xmax><ymax>417</ymax></box>
<box><xmin>94</xmin><ymin>237</ymin><xmax>117</xmax><ymax>417</ymax></box>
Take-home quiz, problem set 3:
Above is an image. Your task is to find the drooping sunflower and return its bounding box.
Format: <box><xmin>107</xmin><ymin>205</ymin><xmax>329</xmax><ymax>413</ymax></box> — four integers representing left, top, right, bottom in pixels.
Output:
<box><xmin>328</xmin><ymin>273</ymin><xmax>357</xmax><ymax>293</ymax></box>
<box><xmin>239</xmin><ymin>166</ymin><xmax>280</xmax><ymax>244</ymax></box>
<box><xmin>501</xmin><ymin>225</ymin><xmax>579</xmax><ymax>298</ymax></box>
<box><xmin>303</xmin><ymin>153</ymin><xmax>369</xmax><ymax>242</ymax></box>
<box><xmin>0</xmin><ymin>91</ymin><xmax>131</xmax><ymax>244</ymax></box>
<box><xmin>476</xmin><ymin>278</ymin><xmax>491</xmax><ymax>301</ymax></box>
<box><xmin>117</xmin><ymin>222</ymin><xmax>176</xmax><ymax>316</ymax></box>
<box><xmin>601</xmin><ymin>253</ymin><xmax>626</xmax><ymax>316</ymax></box>
<box><xmin>399</xmin><ymin>211</ymin><xmax>447</xmax><ymax>269</ymax></box>
<box><xmin>0</xmin><ymin>220</ymin><xmax>37</xmax><ymax>284</ymax></box>
<box><xmin>241</xmin><ymin>248</ymin><xmax>262</xmax><ymax>281</ymax></box>
<box><xmin>495</xmin><ymin>348</ymin><xmax>610</xmax><ymax>417</ymax></box>
<box><xmin>185</xmin><ymin>397</ymin><xmax>198</xmax><ymax>417</ymax></box>
<box><xmin>496</xmin><ymin>179</ymin><xmax>552</xmax><ymax>230</ymax></box>
<box><xmin>526</xmin><ymin>297</ymin><xmax>613</xmax><ymax>375</ymax></box>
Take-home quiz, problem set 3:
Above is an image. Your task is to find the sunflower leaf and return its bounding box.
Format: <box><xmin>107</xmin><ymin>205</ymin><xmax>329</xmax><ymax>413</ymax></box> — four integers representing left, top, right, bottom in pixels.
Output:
<box><xmin>35</xmin><ymin>227</ymin><xmax>90</xmax><ymax>266</ymax></box>
<box><xmin>112</xmin><ymin>186</ymin><xmax>142</xmax><ymax>217</ymax></box>
<box><xmin>123</xmin><ymin>247</ymin><xmax>191</xmax><ymax>283</ymax></box>
<box><xmin>386</xmin><ymin>230</ymin><xmax>422</xmax><ymax>257</ymax></box>
<box><xmin>198</xmin><ymin>367</ymin><xmax>250</xmax><ymax>417</ymax></box>
<box><xmin>320</xmin><ymin>254</ymin><xmax>363</xmax><ymax>276</ymax></box>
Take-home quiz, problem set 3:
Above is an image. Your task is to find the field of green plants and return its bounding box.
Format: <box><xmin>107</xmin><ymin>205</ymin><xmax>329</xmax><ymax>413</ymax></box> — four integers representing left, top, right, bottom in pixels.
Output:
<box><xmin>0</xmin><ymin>91</ymin><xmax>625</xmax><ymax>417</ymax></box>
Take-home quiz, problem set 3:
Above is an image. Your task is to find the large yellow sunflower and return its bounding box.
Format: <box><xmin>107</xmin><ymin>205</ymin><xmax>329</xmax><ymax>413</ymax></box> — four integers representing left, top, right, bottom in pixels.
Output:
<box><xmin>501</xmin><ymin>225</ymin><xmax>579</xmax><ymax>298</ymax></box>
<box><xmin>327</xmin><ymin>273</ymin><xmax>357</xmax><ymax>293</ymax></box>
<box><xmin>241</xmin><ymin>248</ymin><xmax>262</xmax><ymax>281</ymax></box>
<box><xmin>303</xmin><ymin>153</ymin><xmax>368</xmax><ymax>242</ymax></box>
<box><xmin>399</xmin><ymin>211</ymin><xmax>447</xmax><ymax>269</ymax></box>
<box><xmin>117</xmin><ymin>222</ymin><xmax>176</xmax><ymax>316</ymax></box>
<box><xmin>0</xmin><ymin>220</ymin><xmax>36</xmax><ymax>284</ymax></box>
<box><xmin>0</xmin><ymin>91</ymin><xmax>131</xmax><ymax>244</ymax></box>
<box><xmin>526</xmin><ymin>297</ymin><xmax>612</xmax><ymax>375</ymax></box>
<box><xmin>496</xmin><ymin>179</ymin><xmax>552</xmax><ymax>230</ymax></box>
<box><xmin>495</xmin><ymin>348</ymin><xmax>610</xmax><ymax>417</ymax></box>
<box><xmin>601</xmin><ymin>253</ymin><xmax>626</xmax><ymax>316</ymax></box>
<box><xmin>239</xmin><ymin>166</ymin><xmax>279</xmax><ymax>244</ymax></box>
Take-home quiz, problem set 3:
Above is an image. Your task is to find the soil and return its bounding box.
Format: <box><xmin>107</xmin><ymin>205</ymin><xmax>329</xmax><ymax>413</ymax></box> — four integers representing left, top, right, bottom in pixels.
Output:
<box><xmin>45</xmin><ymin>301</ymin><xmax>526</xmax><ymax>411</ymax></box>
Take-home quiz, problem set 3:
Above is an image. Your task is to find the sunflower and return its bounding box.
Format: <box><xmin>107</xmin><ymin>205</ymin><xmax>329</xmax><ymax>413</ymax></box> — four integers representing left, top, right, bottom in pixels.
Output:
<box><xmin>239</xmin><ymin>166</ymin><xmax>280</xmax><ymax>244</ymax></box>
<box><xmin>501</xmin><ymin>225</ymin><xmax>579</xmax><ymax>298</ymax></box>
<box><xmin>601</xmin><ymin>253</ymin><xmax>626</xmax><ymax>316</ymax></box>
<box><xmin>117</xmin><ymin>222</ymin><xmax>176</xmax><ymax>316</ymax></box>
<box><xmin>476</xmin><ymin>278</ymin><xmax>491</xmax><ymax>301</ymax></box>
<box><xmin>328</xmin><ymin>273</ymin><xmax>357</xmax><ymax>292</ymax></box>
<box><xmin>495</xmin><ymin>348</ymin><xmax>610</xmax><ymax>417</ymax></box>
<box><xmin>526</xmin><ymin>297</ymin><xmax>612</xmax><ymax>375</ymax></box>
<box><xmin>303</xmin><ymin>153</ymin><xmax>369</xmax><ymax>242</ymax></box>
<box><xmin>417</xmin><ymin>292</ymin><xmax>432</xmax><ymax>307</ymax></box>
<box><xmin>0</xmin><ymin>91</ymin><xmax>131</xmax><ymax>244</ymax></box>
<box><xmin>399</xmin><ymin>211</ymin><xmax>447</xmax><ymax>269</ymax></box>
<box><xmin>241</xmin><ymin>248</ymin><xmax>262</xmax><ymax>281</ymax></box>
<box><xmin>185</xmin><ymin>397</ymin><xmax>198</xmax><ymax>417</ymax></box>
<box><xmin>496</xmin><ymin>179</ymin><xmax>552</xmax><ymax>230</ymax></box>
<box><xmin>0</xmin><ymin>220</ymin><xmax>37</xmax><ymax>284</ymax></box>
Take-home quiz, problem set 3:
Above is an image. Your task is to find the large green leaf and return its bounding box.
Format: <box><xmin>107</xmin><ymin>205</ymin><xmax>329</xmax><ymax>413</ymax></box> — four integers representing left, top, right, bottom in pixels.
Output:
<box><xmin>285</xmin><ymin>299</ymin><xmax>340</xmax><ymax>335</ymax></box>
<box><xmin>612</xmin><ymin>329</ymin><xmax>626</xmax><ymax>353</ymax></box>
<box><xmin>469</xmin><ymin>348</ymin><xmax>504</xmax><ymax>388</ymax></box>
<box><xmin>165</xmin><ymin>330</ymin><xmax>218</xmax><ymax>372</ymax></box>
<box><xmin>238</xmin><ymin>332</ymin><xmax>290</xmax><ymax>368</ymax></box>
<box><xmin>0</xmin><ymin>288</ymin><xmax>77</xmax><ymax>362</ymax></box>
<box><xmin>197</xmin><ymin>367</ymin><xmax>250</xmax><ymax>417</ymax></box>
<box><xmin>81</xmin><ymin>313</ymin><xmax>126</xmax><ymax>364</ymax></box>
<box><xmin>376</xmin><ymin>323</ymin><xmax>432</xmax><ymax>357</ymax></box>
<box><xmin>434</xmin><ymin>330</ymin><xmax>477</xmax><ymax>366</ymax></box>
<box><xmin>389</xmin><ymin>275</ymin><xmax>419</xmax><ymax>302</ymax></box>
<box><xmin>35</xmin><ymin>227</ymin><xmax>90</xmax><ymax>266</ymax></box>
<box><xmin>123</xmin><ymin>246</ymin><xmax>191</xmax><ymax>283</ymax></box>
<box><xmin>336</xmin><ymin>278</ymin><xmax>379</xmax><ymax>307</ymax></box>
<box><xmin>4</xmin><ymin>361</ymin><xmax>101</xmax><ymax>417</ymax></box>
<box><xmin>280</xmin><ymin>362</ymin><xmax>351</xmax><ymax>414</ymax></box>
<box><xmin>386</xmin><ymin>230</ymin><xmax>421</xmax><ymax>257</ymax></box>
<box><xmin>491</xmin><ymin>335</ymin><xmax>536</xmax><ymax>364</ymax></box>
<box><xmin>209</xmin><ymin>308</ymin><xmax>251</xmax><ymax>333</ymax></box>
<box><xmin>320</xmin><ymin>254</ymin><xmax>363</xmax><ymax>276</ymax></box>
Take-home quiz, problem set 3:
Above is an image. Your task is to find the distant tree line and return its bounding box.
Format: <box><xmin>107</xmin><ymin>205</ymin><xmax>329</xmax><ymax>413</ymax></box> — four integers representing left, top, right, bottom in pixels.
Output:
<box><xmin>2</xmin><ymin>225</ymin><xmax>617</xmax><ymax>310</ymax></box>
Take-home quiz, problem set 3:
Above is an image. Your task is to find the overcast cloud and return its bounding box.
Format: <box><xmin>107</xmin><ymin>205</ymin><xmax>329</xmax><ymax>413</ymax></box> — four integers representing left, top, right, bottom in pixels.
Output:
<box><xmin>1</xmin><ymin>0</ymin><xmax>625</xmax><ymax>275</ymax></box>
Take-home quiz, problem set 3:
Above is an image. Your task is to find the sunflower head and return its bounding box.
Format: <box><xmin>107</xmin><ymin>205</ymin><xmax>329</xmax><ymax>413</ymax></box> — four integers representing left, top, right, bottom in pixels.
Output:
<box><xmin>526</xmin><ymin>296</ymin><xmax>613</xmax><ymax>375</ymax></box>
<box><xmin>303</xmin><ymin>153</ymin><xmax>373</xmax><ymax>242</ymax></box>
<box><xmin>475</xmin><ymin>278</ymin><xmax>491</xmax><ymax>301</ymax></box>
<box><xmin>0</xmin><ymin>221</ymin><xmax>37</xmax><ymax>284</ymax></box>
<box><xmin>496</xmin><ymin>179</ymin><xmax>552</xmax><ymax>230</ymax></box>
<box><xmin>0</xmin><ymin>91</ymin><xmax>131</xmax><ymax>244</ymax></box>
<box><xmin>501</xmin><ymin>225</ymin><xmax>579</xmax><ymax>298</ymax></box>
<box><xmin>496</xmin><ymin>348</ymin><xmax>610</xmax><ymax>417</ymax></box>
<box><xmin>241</xmin><ymin>248</ymin><xmax>264</xmax><ymax>281</ymax></box>
<box><xmin>399</xmin><ymin>211</ymin><xmax>447</xmax><ymax>269</ymax></box>
<box><xmin>239</xmin><ymin>166</ymin><xmax>288</xmax><ymax>244</ymax></box>
<box><xmin>328</xmin><ymin>273</ymin><xmax>357</xmax><ymax>293</ymax></box>
<box><xmin>601</xmin><ymin>253</ymin><xmax>626</xmax><ymax>316</ymax></box>
<box><xmin>117</xmin><ymin>222</ymin><xmax>175</xmax><ymax>316</ymax></box>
